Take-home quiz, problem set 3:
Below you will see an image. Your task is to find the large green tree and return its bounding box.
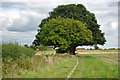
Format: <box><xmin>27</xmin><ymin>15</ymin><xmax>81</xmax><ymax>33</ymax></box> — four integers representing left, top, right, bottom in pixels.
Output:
<box><xmin>35</xmin><ymin>17</ymin><xmax>92</xmax><ymax>54</ymax></box>
<box><xmin>33</xmin><ymin>4</ymin><xmax>106</xmax><ymax>54</ymax></box>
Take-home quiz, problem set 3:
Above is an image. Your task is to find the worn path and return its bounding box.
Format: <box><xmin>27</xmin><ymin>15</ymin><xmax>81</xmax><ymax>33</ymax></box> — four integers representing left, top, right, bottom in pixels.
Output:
<box><xmin>66</xmin><ymin>58</ymin><xmax>79</xmax><ymax>80</ymax></box>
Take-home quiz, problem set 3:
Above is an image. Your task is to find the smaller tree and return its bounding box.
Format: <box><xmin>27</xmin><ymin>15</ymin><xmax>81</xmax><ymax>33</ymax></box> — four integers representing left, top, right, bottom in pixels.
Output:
<box><xmin>24</xmin><ymin>44</ymin><xmax>29</xmax><ymax>48</ymax></box>
<box><xmin>38</xmin><ymin>44</ymin><xmax>48</xmax><ymax>51</ymax></box>
<box><xmin>29</xmin><ymin>45</ymin><xmax>35</xmax><ymax>50</ymax></box>
<box><xmin>94</xmin><ymin>45</ymin><xmax>99</xmax><ymax>50</ymax></box>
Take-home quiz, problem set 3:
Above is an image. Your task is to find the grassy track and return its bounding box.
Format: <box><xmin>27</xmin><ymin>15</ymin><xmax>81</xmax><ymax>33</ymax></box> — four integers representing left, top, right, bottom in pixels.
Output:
<box><xmin>15</xmin><ymin>55</ymin><xmax>77</xmax><ymax>78</ymax></box>
<box><xmin>15</xmin><ymin>53</ymin><xmax>118</xmax><ymax>78</ymax></box>
<box><xmin>71</xmin><ymin>54</ymin><xmax>118</xmax><ymax>78</ymax></box>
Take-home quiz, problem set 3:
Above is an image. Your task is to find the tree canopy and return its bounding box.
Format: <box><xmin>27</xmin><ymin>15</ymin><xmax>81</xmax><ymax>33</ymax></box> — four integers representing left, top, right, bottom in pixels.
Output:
<box><xmin>33</xmin><ymin>4</ymin><xmax>106</xmax><ymax>54</ymax></box>
<box><xmin>38</xmin><ymin>4</ymin><xmax>106</xmax><ymax>45</ymax></box>
<box><xmin>34</xmin><ymin>17</ymin><xmax>92</xmax><ymax>54</ymax></box>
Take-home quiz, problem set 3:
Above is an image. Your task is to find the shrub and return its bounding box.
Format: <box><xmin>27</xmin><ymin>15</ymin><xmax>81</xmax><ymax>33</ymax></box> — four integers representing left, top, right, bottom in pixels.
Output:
<box><xmin>2</xmin><ymin>42</ymin><xmax>35</xmax><ymax>61</ymax></box>
<box><xmin>90</xmin><ymin>48</ymin><xmax>92</xmax><ymax>50</ymax></box>
<box><xmin>29</xmin><ymin>45</ymin><xmax>36</xmax><ymax>50</ymax></box>
<box><xmin>56</xmin><ymin>47</ymin><xmax>67</xmax><ymax>53</ymax></box>
<box><xmin>38</xmin><ymin>44</ymin><xmax>48</xmax><ymax>51</ymax></box>
<box><xmin>24</xmin><ymin>44</ymin><xmax>29</xmax><ymax>48</ymax></box>
<box><xmin>94</xmin><ymin>45</ymin><xmax>99</xmax><ymax>50</ymax></box>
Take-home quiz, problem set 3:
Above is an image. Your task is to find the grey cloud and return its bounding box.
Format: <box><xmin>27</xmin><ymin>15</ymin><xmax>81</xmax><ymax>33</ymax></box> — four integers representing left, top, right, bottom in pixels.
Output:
<box><xmin>2</xmin><ymin>2</ymin><xmax>57</xmax><ymax>14</ymax></box>
<box><xmin>2</xmin><ymin>2</ymin><xmax>59</xmax><ymax>32</ymax></box>
<box><xmin>6</xmin><ymin>13</ymin><xmax>41</xmax><ymax>32</ymax></box>
<box><xmin>1</xmin><ymin>2</ymin><xmax>119</xmax><ymax>48</ymax></box>
<box><xmin>2</xmin><ymin>31</ymin><xmax>37</xmax><ymax>45</ymax></box>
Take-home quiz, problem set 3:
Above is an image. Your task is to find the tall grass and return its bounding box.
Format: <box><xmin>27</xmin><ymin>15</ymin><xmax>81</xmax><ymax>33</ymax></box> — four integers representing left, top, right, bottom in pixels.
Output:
<box><xmin>2</xmin><ymin>43</ymin><xmax>74</xmax><ymax>78</ymax></box>
<box><xmin>2</xmin><ymin>42</ymin><xmax>36</xmax><ymax>78</ymax></box>
<box><xmin>2</xmin><ymin>42</ymin><xmax>35</xmax><ymax>61</ymax></box>
<box><xmin>2</xmin><ymin>54</ymin><xmax>73</xmax><ymax>78</ymax></box>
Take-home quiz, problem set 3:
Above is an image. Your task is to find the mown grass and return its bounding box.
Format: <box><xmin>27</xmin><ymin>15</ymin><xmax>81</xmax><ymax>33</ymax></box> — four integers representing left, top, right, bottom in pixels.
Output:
<box><xmin>35</xmin><ymin>50</ymin><xmax>55</xmax><ymax>53</ymax></box>
<box><xmin>71</xmin><ymin>54</ymin><xmax>118</xmax><ymax>78</ymax></box>
<box><xmin>76</xmin><ymin>49</ymin><xmax>118</xmax><ymax>52</ymax></box>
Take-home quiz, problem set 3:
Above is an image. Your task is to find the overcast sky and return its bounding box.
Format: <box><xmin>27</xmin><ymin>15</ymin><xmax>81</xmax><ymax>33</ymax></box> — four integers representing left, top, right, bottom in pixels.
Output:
<box><xmin>0</xmin><ymin>0</ymin><xmax>119</xmax><ymax>49</ymax></box>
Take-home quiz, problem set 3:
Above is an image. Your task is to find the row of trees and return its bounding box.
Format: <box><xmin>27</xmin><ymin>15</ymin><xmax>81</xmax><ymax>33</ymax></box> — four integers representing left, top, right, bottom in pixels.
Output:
<box><xmin>24</xmin><ymin>44</ymin><xmax>48</xmax><ymax>51</ymax></box>
<box><xmin>33</xmin><ymin>4</ymin><xmax>106</xmax><ymax>55</ymax></box>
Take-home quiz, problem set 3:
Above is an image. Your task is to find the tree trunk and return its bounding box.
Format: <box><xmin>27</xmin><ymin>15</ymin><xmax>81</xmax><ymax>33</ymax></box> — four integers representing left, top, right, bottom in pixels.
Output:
<box><xmin>67</xmin><ymin>47</ymin><xmax>76</xmax><ymax>55</ymax></box>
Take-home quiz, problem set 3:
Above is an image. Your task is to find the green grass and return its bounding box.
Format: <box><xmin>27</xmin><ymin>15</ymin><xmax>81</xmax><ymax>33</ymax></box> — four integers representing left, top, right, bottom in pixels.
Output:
<box><xmin>3</xmin><ymin>54</ymin><xmax>76</xmax><ymax>78</ymax></box>
<box><xmin>17</xmin><ymin>58</ymin><xmax>76</xmax><ymax>78</ymax></box>
<box><xmin>3</xmin><ymin>45</ymin><xmax>119</xmax><ymax>78</ymax></box>
<box><xmin>76</xmin><ymin>49</ymin><xmax>118</xmax><ymax>52</ymax></box>
<box><xmin>35</xmin><ymin>50</ymin><xmax>55</xmax><ymax>53</ymax></box>
<box><xmin>71</xmin><ymin>54</ymin><xmax>118</xmax><ymax>78</ymax></box>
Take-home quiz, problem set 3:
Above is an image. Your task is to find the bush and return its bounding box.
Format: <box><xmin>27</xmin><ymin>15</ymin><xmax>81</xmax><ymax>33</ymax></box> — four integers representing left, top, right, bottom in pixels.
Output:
<box><xmin>38</xmin><ymin>44</ymin><xmax>48</xmax><ymax>51</ymax></box>
<box><xmin>94</xmin><ymin>45</ymin><xmax>99</xmax><ymax>50</ymax></box>
<box><xmin>90</xmin><ymin>48</ymin><xmax>92</xmax><ymax>50</ymax></box>
<box><xmin>24</xmin><ymin>44</ymin><xmax>29</xmax><ymax>48</ymax></box>
<box><xmin>2</xmin><ymin>42</ymin><xmax>35</xmax><ymax>61</ymax></box>
<box><xmin>56</xmin><ymin>47</ymin><xmax>67</xmax><ymax>53</ymax></box>
<box><xmin>29</xmin><ymin>45</ymin><xmax>36</xmax><ymax>50</ymax></box>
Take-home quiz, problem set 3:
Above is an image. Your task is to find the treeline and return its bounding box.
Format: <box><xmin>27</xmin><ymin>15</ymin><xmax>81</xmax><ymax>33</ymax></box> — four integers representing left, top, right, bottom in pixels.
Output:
<box><xmin>23</xmin><ymin>44</ymin><xmax>48</xmax><ymax>51</ymax></box>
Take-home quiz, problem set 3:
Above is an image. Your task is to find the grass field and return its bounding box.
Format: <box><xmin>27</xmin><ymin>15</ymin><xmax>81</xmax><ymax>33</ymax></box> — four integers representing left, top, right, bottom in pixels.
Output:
<box><xmin>17</xmin><ymin>56</ymin><xmax>76</xmax><ymax>78</ymax></box>
<box><xmin>2</xmin><ymin>49</ymin><xmax>119</xmax><ymax>78</ymax></box>
<box><xmin>36</xmin><ymin>50</ymin><xmax>119</xmax><ymax>78</ymax></box>
<box><xmin>35</xmin><ymin>50</ymin><xmax>55</xmax><ymax>53</ymax></box>
<box><xmin>71</xmin><ymin>54</ymin><xmax>118</xmax><ymax>78</ymax></box>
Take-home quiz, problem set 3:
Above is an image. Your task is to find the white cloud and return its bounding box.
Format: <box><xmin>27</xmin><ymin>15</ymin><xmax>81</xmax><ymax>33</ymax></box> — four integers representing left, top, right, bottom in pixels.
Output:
<box><xmin>2</xmin><ymin>30</ymin><xmax>37</xmax><ymax>45</ymax></box>
<box><xmin>1</xmin><ymin>8</ymin><xmax>46</xmax><ymax>32</ymax></box>
<box><xmin>1</xmin><ymin>1</ymin><xmax>119</xmax><ymax>48</ymax></box>
<box><xmin>111</xmin><ymin>22</ymin><xmax>118</xmax><ymax>30</ymax></box>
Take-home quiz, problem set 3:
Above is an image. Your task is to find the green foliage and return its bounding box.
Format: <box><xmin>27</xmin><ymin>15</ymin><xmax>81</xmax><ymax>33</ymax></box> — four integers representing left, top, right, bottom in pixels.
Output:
<box><xmin>49</xmin><ymin>4</ymin><xmax>106</xmax><ymax>45</ymax></box>
<box><xmin>56</xmin><ymin>47</ymin><xmax>67</xmax><ymax>53</ymax></box>
<box><xmin>94</xmin><ymin>45</ymin><xmax>99</xmax><ymax>50</ymax></box>
<box><xmin>2</xmin><ymin>43</ymin><xmax>35</xmax><ymax>61</ymax></box>
<box><xmin>29</xmin><ymin>45</ymin><xmax>36</xmax><ymax>50</ymax></box>
<box><xmin>24</xmin><ymin>44</ymin><xmax>29</xmax><ymax>48</ymax></box>
<box><xmin>36</xmin><ymin>16</ymin><xmax>93</xmax><ymax>54</ymax></box>
<box><xmin>35</xmin><ymin>4</ymin><xmax>106</xmax><ymax>46</ymax></box>
<box><xmin>90</xmin><ymin>48</ymin><xmax>92</xmax><ymax>50</ymax></box>
<box><xmin>38</xmin><ymin>44</ymin><xmax>48</xmax><ymax>51</ymax></box>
